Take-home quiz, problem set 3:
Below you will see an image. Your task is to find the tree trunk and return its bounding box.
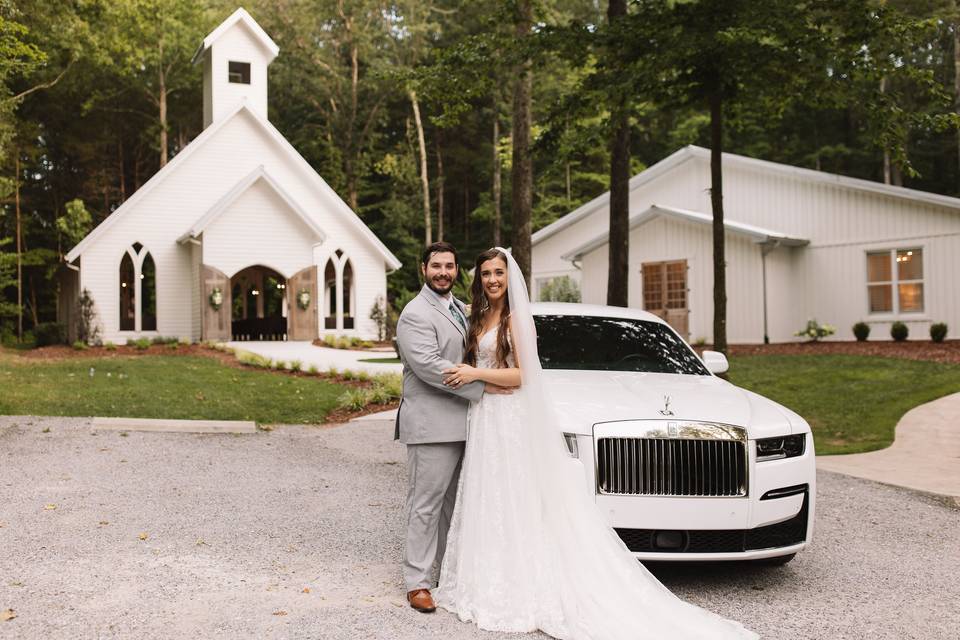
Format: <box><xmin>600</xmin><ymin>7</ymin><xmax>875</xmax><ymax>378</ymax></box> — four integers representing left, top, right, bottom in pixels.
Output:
<box><xmin>709</xmin><ymin>90</ymin><xmax>727</xmax><ymax>354</ymax></box>
<box><xmin>606</xmin><ymin>0</ymin><xmax>630</xmax><ymax>308</ymax></box>
<box><xmin>510</xmin><ymin>0</ymin><xmax>534</xmax><ymax>289</ymax></box>
<box><xmin>881</xmin><ymin>76</ymin><xmax>891</xmax><ymax>185</ymax></box>
<box><xmin>492</xmin><ymin>102</ymin><xmax>502</xmax><ymax>247</ymax></box>
<box><xmin>118</xmin><ymin>139</ymin><xmax>126</xmax><ymax>202</ymax></box>
<box><xmin>158</xmin><ymin>40</ymin><xmax>168</xmax><ymax>168</ymax></box>
<box><xmin>15</xmin><ymin>153</ymin><xmax>22</xmax><ymax>341</ymax></box>
<box><xmin>954</xmin><ymin>9</ymin><xmax>960</xmax><ymax>191</ymax></box>
<box><xmin>409</xmin><ymin>90</ymin><xmax>432</xmax><ymax>246</ymax></box>
<box><xmin>436</xmin><ymin>134</ymin><xmax>444</xmax><ymax>242</ymax></box>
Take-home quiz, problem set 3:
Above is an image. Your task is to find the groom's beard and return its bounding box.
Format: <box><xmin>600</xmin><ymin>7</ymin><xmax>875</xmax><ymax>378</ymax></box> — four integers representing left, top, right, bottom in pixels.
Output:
<box><xmin>426</xmin><ymin>275</ymin><xmax>454</xmax><ymax>295</ymax></box>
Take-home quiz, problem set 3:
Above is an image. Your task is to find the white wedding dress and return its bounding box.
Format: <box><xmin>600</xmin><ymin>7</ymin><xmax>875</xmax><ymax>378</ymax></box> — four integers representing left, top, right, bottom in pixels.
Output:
<box><xmin>434</xmin><ymin>250</ymin><xmax>758</xmax><ymax>640</ymax></box>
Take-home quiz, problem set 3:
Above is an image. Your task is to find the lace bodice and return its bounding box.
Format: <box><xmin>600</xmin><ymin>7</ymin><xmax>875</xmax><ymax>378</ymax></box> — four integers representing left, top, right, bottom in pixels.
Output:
<box><xmin>476</xmin><ymin>328</ymin><xmax>514</xmax><ymax>369</ymax></box>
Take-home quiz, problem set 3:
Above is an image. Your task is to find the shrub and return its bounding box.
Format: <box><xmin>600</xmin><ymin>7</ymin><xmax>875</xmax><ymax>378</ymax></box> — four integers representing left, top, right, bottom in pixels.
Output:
<box><xmin>72</xmin><ymin>340</ymin><xmax>88</xmax><ymax>350</ymax></box>
<box><xmin>76</xmin><ymin>288</ymin><xmax>101</xmax><ymax>346</ymax></box>
<box><xmin>372</xmin><ymin>372</ymin><xmax>403</xmax><ymax>399</ymax></box>
<box><xmin>132</xmin><ymin>338</ymin><xmax>151</xmax><ymax>350</ymax></box>
<box><xmin>165</xmin><ymin>341</ymin><xmax>179</xmax><ymax>350</ymax></box>
<box><xmin>327</xmin><ymin>366</ymin><xmax>340</xmax><ymax>377</ymax></box>
<box><xmin>104</xmin><ymin>341</ymin><xmax>117</xmax><ymax>351</ymax></box>
<box><xmin>335</xmin><ymin>336</ymin><xmax>353</xmax><ymax>350</ymax></box>
<box><xmin>290</xmin><ymin>359</ymin><xmax>302</xmax><ymax>372</ymax></box>
<box><xmin>337</xmin><ymin>388</ymin><xmax>373</xmax><ymax>411</ymax></box>
<box><xmin>356</xmin><ymin>370</ymin><xmax>371</xmax><ymax>382</ymax></box>
<box><xmin>307</xmin><ymin>365</ymin><xmax>319</xmax><ymax>375</ymax></box>
<box><xmin>341</xmin><ymin>368</ymin><xmax>357</xmax><ymax>380</ymax></box>
<box><xmin>794</xmin><ymin>319</ymin><xmax>836</xmax><ymax>342</ymax></box>
<box><xmin>930</xmin><ymin>323</ymin><xmax>948</xmax><ymax>343</ymax></box>
<box><xmin>236</xmin><ymin>351</ymin><xmax>272</xmax><ymax>368</ymax></box>
<box><xmin>322</xmin><ymin>335</ymin><xmax>337</xmax><ymax>348</ymax></box>
<box><xmin>370</xmin><ymin>296</ymin><xmax>389</xmax><ymax>341</ymax></box>
<box><xmin>890</xmin><ymin>321</ymin><xmax>908</xmax><ymax>342</ymax></box>
<box><xmin>35</xmin><ymin>322</ymin><xmax>67</xmax><ymax>347</ymax></box>
<box><xmin>538</xmin><ymin>275</ymin><xmax>582</xmax><ymax>303</ymax></box>
<box><xmin>852</xmin><ymin>322</ymin><xmax>870</xmax><ymax>342</ymax></box>
<box><xmin>273</xmin><ymin>360</ymin><xmax>286</xmax><ymax>370</ymax></box>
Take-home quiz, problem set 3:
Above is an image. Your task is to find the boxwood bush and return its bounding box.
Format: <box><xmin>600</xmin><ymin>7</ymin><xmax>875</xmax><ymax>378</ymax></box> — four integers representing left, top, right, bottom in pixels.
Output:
<box><xmin>930</xmin><ymin>322</ymin><xmax>948</xmax><ymax>343</ymax></box>
<box><xmin>852</xmin><ymin>322</ymin><xmax>870</xmax><ymax>342</ymax></box>
<box><xmin>890</xmin><ymin>321</ymin><xmax>909</xmax><ymax>342</ymax></box>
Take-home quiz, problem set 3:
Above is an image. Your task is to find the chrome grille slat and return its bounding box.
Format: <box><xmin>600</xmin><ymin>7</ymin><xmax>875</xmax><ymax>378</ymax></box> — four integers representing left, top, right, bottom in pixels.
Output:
<box><xmin>597</xmin><ymin>437</ymin><xmax>747</xmax><ymax>497</ymax></box>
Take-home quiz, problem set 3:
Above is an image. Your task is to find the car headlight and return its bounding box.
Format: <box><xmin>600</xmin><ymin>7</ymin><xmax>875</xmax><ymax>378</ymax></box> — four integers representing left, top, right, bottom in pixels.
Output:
<box><xmin>562</xmin><ymin>433</ymin><xmax>579</xmax><ymax>458</ymax></box>
<box><xmin>755</xmin><ymin>434</ymin><xmax>805</xmax><ymax>462</ymax></box>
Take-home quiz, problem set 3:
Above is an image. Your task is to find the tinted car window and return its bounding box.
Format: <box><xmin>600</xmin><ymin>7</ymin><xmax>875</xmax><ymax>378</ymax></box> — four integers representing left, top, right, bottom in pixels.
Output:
<box><xmin>534</xmin><ymin>315</ymin><xmax>710</xmax><ymax>375</ymax></box>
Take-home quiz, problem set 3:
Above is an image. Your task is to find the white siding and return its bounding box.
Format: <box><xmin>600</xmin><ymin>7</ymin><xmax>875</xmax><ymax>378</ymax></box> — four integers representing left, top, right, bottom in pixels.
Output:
<box><xmin>77</xmin><ymin>109</ymin><xmax>388</xmax><ymax>342</ymax></box>
<box><xmin>205</xmin><ymin>22</ymin><xmax>271</xmax><ymax>127</ymax></box>
<box><xmin>538</xmin><ymin>148</ymin><xmax>960</xmax><ymax>342</ymax></box>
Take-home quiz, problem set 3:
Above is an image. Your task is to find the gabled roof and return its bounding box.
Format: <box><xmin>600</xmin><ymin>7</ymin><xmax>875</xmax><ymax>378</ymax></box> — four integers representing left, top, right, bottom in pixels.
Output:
<box><xmin>561</xmin><ymin>204</ymin><xmax>809</xmax><ymax>262</ymax></box>
<box><xmin>65</xmin><ymin>103</ymin><xmax>402</xmax><ymax>271</ymax></box>
<box><xmin>176</xmin><ymin>166</ymin><xmax>326</xmax><ymax>244</ymax></box>
<box><xmin>534</xmin><ymin>145</ymin><xmax>960</xmax><ymax>248</ymax></box>
<box><xmin>191</xmin><ymin>8</ymin><xmax>279</xmax><ymax>65</ymax></box>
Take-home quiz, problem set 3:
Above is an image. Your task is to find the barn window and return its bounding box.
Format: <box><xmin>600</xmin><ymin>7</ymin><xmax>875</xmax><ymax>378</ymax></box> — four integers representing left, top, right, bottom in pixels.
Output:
<box><xmin>867</xmin><ymin>248</ymin><xmax>923</xmax><ymax>314</ymax></box>
<box><xmin>228</xmin><ymin>61</ymin><xmax>250</xmax><ymax>84</ymax></box>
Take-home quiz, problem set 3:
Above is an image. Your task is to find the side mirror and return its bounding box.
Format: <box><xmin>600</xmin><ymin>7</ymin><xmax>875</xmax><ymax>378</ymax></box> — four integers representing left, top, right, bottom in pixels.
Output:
<box><xmin>702</xmin><ymin>350</ymin><xmax>729</xmax><ymax>375</ymax></box>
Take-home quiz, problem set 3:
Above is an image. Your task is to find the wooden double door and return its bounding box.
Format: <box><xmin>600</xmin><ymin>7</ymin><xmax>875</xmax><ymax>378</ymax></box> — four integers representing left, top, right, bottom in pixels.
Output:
<box><xmin>641</xmin><ymin>260</ymin><xmax>689</xmax><ymax>338</ymax></box>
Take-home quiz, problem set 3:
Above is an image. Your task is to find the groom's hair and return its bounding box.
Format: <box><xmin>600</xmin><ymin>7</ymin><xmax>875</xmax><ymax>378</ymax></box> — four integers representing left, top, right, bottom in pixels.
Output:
<box><xmin>421</xmin><ymin>241</ymin><xmax>459</xmax><ymax>267</ymax></box>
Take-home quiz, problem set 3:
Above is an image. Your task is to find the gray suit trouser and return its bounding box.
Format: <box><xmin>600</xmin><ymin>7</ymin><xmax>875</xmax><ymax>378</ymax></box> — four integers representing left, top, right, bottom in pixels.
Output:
<box><xmin>403</xmin><ymin>441</ymin><xmax>465</xmax><ymax>591</ymax></box>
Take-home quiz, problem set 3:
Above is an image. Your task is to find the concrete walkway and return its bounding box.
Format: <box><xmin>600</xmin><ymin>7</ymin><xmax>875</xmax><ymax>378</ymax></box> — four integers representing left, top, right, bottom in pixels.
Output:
<box><xmin>817</xmin><ymin>391</ymin><xmax>960</xmax><ymax>500</ymax></box>
<box><xmin>225</xmin><ymin>340</ymin><xmax>403</xmax><ymax>375</ymax></box>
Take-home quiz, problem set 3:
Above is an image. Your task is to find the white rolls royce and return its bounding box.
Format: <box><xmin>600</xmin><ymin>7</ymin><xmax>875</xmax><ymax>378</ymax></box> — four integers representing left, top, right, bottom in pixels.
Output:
<box><xmin>534</xmin><ymin>302</ymin><xmax>816</xmax><ymax>564</ymax></box>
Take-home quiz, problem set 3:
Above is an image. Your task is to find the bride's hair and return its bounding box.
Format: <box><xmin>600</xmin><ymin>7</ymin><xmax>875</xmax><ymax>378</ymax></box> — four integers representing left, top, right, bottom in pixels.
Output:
<box><xmin>465</xmin><ymin>248</ymin><xmax>512</xmax><ymax>369</ymax></box>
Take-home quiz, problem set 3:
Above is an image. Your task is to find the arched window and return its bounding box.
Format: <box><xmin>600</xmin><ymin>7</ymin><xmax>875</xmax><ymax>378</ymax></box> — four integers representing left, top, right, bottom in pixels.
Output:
<box><xmin>141</xmin><ymin>253</ymin><xmax>157</xmax><ymax>331</ymax></box>
<box><xmin>119</xmin><ymin>253</ymin><xmax>136</xmax><ymax>331</ymax></box>
<box><xmin>342</xmin><ymin>259</ymin><xmax>354</xmax><ymax>329</ymax></box>
<box><xmin>324</xmin><ymin>258</ymin><xmax>337</xmax><ymax>329</ymax></box>
<box><xmin>118</xmin><ymin>244</ymin><xmax>158</xmax><ymax>332</ymax></box>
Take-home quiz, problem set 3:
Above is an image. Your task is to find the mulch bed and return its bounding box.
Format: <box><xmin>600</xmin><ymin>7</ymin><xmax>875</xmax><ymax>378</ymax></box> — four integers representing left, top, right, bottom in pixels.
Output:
<box><xmin>722</xmin><ymin>340</ymin><xmax>960</xmax><ymax>365</ymax></box>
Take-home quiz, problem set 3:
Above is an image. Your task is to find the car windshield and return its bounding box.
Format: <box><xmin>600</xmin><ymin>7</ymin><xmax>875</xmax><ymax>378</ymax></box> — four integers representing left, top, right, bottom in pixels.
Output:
<box><xmin>533</xmin><ymin>315</ymin><xmax>710</xmax><ymax>375</ymax></box>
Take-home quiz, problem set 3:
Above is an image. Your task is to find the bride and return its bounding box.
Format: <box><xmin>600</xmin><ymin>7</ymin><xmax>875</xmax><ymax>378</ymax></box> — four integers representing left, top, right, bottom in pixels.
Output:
<box><xmin>434</xmin><ymin>247</ymin><xmax>758</xmax><ymax>640</ymax></box>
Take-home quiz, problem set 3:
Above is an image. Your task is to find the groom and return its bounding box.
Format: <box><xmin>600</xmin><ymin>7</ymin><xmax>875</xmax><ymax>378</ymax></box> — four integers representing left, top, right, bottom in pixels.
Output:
<box><xmin>394</xmin><ymin>241</ymin><xmax>508</xmax><ymax>613</ymax></box>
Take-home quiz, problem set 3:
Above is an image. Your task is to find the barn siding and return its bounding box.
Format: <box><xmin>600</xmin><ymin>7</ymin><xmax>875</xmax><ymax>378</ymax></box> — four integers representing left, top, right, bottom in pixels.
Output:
<box><xmin>538</xmin><ymin>147</ymin><xmax>960</xmax><ymax>342</ymax></box>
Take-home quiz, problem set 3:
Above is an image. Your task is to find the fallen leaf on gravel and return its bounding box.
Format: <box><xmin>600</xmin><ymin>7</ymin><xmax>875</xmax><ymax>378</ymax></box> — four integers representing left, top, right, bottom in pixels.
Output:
<box><xmin>41</xmin><ymin>427</ymin><xmax>50</xmax><ymax>433</ymax></box>
<box><xmin>196</xmin><ymin>538</ymin><xmax>206</xmax><ymax>546</ymax></box>
<box><xmin>391</xmin><ymin>601</ymin><xmax>404</xmax><ymax>608</ymax></box>
<box><xmin>302</xmin><ymin>587</ymin><xmax>310</xmax><ymax>594</ymax></box>
<box><xmin>43</xmin><ymin>504</ymin><xmax>57</xmax><ymax>511</ymax></box>
<box><xmin>367</xmin><ymin>502</ymin><xmax>383</xmax><ymax>507</ymax></box>
<box><xmin>272</xmin><ymin>610</ymin><xmax>287</xmax><ymax>616</ymax></box>
<box><xmin>9</xmin><ymin>582</ymin><xmax>22</xmax><ymax>587</ymax></box>
<box><xmin>98</xmin><ymin>521</ymin><xmax>109</xmax><ymax>526</ymax></box>
<box><xmin>1</xmin><ymin>609</ymin><xmax>15</xmax><ymax>621</ymax></box>
<box><xmin>257</xmin><ymin>423</ymin><xmax>274</xmax><ymax>432</ymax></box>
<box><xmin>138</xmin><ymin>532</ymin><xmax>148</xmax><ymax>541</ymax></box>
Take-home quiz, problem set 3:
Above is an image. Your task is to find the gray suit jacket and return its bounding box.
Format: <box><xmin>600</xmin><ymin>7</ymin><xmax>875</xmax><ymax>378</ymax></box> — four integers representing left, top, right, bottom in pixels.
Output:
<box><xmin>394</xmin><ymin>284</ymin><xmax>484</xmax><ymax>444</ymax></box>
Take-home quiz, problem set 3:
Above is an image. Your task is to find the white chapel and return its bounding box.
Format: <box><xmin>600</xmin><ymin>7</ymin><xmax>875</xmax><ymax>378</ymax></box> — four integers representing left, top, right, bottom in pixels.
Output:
<box><xmin>59</xmin><ymin>8</ymin><xmax>400</xmax><ymax>344</ymax></box>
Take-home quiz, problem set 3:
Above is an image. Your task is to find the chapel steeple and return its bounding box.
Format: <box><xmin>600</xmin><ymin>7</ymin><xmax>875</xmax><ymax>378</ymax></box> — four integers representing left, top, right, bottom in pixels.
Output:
<box><xmin>192</xmin><ymin>8</ymin><xmax>279</xmax><ymax>128</ymax></box>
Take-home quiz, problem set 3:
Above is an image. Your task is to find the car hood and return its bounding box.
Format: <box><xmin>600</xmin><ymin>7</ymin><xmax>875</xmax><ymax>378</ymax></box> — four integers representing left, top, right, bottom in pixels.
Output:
<box><xmin>541</xmin><ymin>370</ymin><xmax>805</xmax><ymax>439</ymax></box>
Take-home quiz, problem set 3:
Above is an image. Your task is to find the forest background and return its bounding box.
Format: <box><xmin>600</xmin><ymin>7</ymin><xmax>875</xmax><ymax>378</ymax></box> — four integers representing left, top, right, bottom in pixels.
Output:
<box><xmin>2</xmin><ymin>0</ymin><xmax>959</xmax><ymax>346</ymax></box>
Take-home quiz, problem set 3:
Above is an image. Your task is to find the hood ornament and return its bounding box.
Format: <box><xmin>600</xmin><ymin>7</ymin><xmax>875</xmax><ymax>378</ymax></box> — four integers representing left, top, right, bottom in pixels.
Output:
<box><xmin>659</xmin><ymin>395</ymin><xmax>674</xmax><ymax>416</ymax></box>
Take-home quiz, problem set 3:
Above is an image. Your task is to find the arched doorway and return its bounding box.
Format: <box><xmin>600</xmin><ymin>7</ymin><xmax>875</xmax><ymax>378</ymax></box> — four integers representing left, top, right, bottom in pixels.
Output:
<box><xmin>230</xmin><ymin>265</ymin><xmax>287</xmax><ymax>340</ymax></box>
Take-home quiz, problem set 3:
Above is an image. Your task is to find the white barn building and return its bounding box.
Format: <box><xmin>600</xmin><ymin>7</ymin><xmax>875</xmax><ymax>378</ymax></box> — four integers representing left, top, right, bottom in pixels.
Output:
<box><xmin>532</xmin><ymin>145</ymin><xmax>960</xmax><ymax>343</ymax></box>
<box><xmin>60</xmin><ymin>8</ymin><xmax>400</xmax><ymax>344</ymax></box>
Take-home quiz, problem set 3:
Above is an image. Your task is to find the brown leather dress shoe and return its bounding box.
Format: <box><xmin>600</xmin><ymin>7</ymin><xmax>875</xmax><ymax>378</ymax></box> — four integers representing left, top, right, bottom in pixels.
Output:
<box><xmin>407</xmin><ymin>588</ymin><xmax>437</xmax><ymax>613</ymax></box>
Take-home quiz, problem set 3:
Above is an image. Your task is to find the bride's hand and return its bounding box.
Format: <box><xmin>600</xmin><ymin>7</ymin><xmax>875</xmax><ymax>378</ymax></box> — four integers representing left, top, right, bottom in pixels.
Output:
<box><xmin>443</xmin><ymin>363</ymin><xmax>478</xmax><ymax>387</ymax></box>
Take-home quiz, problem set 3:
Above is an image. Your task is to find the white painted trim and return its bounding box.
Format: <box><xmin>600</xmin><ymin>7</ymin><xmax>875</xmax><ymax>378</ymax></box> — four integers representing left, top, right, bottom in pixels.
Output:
<box><xmin>66</xmin><ymin>104</ymin><xmax>402</xmax><ymax>271</ymax></box>
<box><xmin>191</xmin><ymin>8</ymin><xmax>279</xmax><ymax>65</ymax></box>
<box><xmin>177</xmin><ymin>165</ymin><xmax>326</xmax><ymax>243</ymax></box>
<box><xmin>535</xmin><ymin>144</ymin><xmax>960</xmax><ymax>248</ymax></box>
<box><xmin>561</xmin><ymin>204</ymin><xmax>809</xmax><ymax>261</ymax></box>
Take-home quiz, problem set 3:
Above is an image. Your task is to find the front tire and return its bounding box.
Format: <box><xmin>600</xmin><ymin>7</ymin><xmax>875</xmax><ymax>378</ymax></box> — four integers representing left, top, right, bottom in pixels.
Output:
<box><xmin>753</xmin><ymin>552</ymin><xmax>795</xmax><ymax>566</ymax></box>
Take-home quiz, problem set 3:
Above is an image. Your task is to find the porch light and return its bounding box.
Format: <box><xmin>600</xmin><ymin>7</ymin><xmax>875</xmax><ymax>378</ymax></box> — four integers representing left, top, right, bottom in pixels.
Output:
<box><xmin>251</xmin><ymin>289</ymin><xmax>260</xmax><ymax>296</ymax></box>
<box><xmin>121</xmin><ymin>282</ymin><xmax>127</xmax><ymax>288</ymax></box>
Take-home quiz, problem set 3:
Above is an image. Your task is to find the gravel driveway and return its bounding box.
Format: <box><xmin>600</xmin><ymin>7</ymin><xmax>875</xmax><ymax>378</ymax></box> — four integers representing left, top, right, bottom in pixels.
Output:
<box><xmin>1</xmin><ymin>415</ymin><xmax>957</xmax><ymax>639</ymax></box>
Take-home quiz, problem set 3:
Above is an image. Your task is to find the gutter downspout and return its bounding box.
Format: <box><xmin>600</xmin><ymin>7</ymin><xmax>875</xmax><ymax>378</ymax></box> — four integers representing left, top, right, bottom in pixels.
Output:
<box><xmin>760</xmin><ymin>239</ymin><xmax>780</xmax><ymax>344</ymax></box>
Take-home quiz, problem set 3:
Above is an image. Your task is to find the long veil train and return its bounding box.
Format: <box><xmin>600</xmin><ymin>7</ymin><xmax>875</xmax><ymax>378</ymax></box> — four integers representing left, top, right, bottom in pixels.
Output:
<box><xmin>493</xmin><ymin>246</ymin><xmax>757</xmax><ymax>640</ymax></box>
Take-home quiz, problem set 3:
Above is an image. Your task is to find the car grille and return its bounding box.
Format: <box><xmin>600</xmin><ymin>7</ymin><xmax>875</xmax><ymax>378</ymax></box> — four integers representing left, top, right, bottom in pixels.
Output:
<box><xmin>596</xmin><ymin>437</ymin><xmax>747</xmax><ymax>497</ymax></box>
<box><xmin>615</xmin><ymin>491</ymin><xmax>810</xmax><ymax>553</ymax></box>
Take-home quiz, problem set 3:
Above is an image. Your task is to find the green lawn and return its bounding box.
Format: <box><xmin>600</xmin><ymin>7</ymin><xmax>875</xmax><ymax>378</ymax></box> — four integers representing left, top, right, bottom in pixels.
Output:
<box><xmin>0</xmin><ymin>353</ymin><xmax>346</xmax><ymax>425</ymax></box>
<box><xmin>728</xmin><ymin>354</ymin><xmax>960</xmax><ymax>455</ymax></box>
<box><xmin>357</xmin><ymin>356</ymin><xmax>401</xmax><ymax>364</ymax></box>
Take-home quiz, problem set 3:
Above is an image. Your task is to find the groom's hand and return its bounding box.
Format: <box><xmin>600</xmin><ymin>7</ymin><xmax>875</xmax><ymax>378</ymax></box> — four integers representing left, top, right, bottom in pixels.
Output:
<box><xmin>484</xmin><ymin>383</ymin><xmax>513</xmax><ymax>395</ymax></box>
